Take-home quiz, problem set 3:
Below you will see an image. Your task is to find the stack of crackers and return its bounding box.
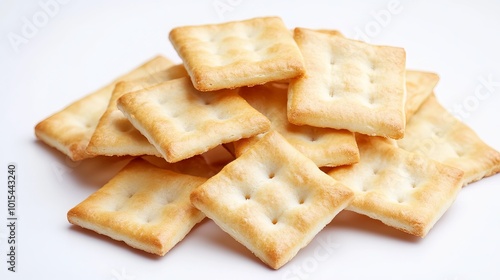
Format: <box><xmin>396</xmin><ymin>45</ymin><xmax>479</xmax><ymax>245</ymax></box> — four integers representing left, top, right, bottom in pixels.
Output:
<box><xmin>35</xmin><ymin>17</ymin><xmax>500</xmax><ymax>269</ymax></box>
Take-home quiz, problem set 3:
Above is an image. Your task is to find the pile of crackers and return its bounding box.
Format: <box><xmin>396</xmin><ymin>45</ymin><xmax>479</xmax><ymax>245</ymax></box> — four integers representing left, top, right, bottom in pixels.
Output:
<box><xmin>35</xmin><ymin>17</ymin><xmax>500</xmax><ymax>269</ymax></box>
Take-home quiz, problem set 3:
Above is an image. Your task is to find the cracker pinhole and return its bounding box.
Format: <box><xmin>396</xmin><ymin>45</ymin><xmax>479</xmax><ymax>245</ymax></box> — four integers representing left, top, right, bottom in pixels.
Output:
<box><xmin>253</xmin><ymin>43</ymin><xmax>265</xmax><ymax>52</ymax></box>
<box><xmin>368</xmin><ymin>95</ymin><xmax>376</xmax><ymax>105</ymax></box>
<box><xmin>396</xmin><ymin>196</ymin><xmax>406</xmax><ymax>204</ymax></box>
<box><xmin>432</xmin><ymin>127</ymin><xmax>445</xmax><ymax>137</ymax></box>
<box><xmin>142</xmin><ymin>211</ymin><xmax>161</xmax><ymax>224</ymax></box>
<box><xmin>125</xmin><ymin>189</ymin><xmax>136</xmax><ymax>199</ymax></box>
<box><xmin>112</xmin><ymin>200</ymin><xmax>128</xmax><ymax>212</ymax></box>
<box><xmin>454</xmin><ymin>148</ymin><xmax>465</xmax><ymax>157</ymax></box>
<box><xmin>328</xmin><ymin>88</ymin><xmax>336</xmax><ymax>98</ymax></box>
<box><xmin>245</xmin><ymin>28</ymin><xmax>261</xmax><ymax>39</ymax></box>
<box><xmin>307</xmin><ymin>130</ymin><xmax>319</xmax><ymax>142</ymax></box>
<box><xmin>239</xmin><ymin>185</ymin><xmax>255</xmax><ymax>201</ymax></box>
<box><xmin>156</xmin><ymin>191</ymin><xmax>172</xmax><ymax>206</ymax></box>
<box><xmin>296</xmin><ymin>191</ymin><xmax>307</xmax><ymax>205</ymax></box>
<box><xmin>84</xmin><ymin>121</ymin><xmax>93</xmax><ymax>129</ymax></box>
<box><xmin>144</xmin><ymin>215</ymin><xmax>156</xmax><ymax>224</ymax></box>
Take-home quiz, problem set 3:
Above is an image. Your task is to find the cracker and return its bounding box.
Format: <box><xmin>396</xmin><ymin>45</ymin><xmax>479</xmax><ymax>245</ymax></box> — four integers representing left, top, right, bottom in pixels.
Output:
<box><xmin>169</xmin><ymin>16</ymin><xmax>305</xmax><ymax>91</ymax></box>
<box><xmin>405</xmin><ymin>70</ymin><xmax>439</xmax><ymax>122</ymax></box>
<box><xmin>397</xmin><ymin>94</ymin><xmax>500</xmax><ymax>185</ymax></box>
<box><xmin>67</xmin><ymin>158</ymin><xmax>206</xmax><ymax>256</ymax></box>
<box><xmin>235</xmin><ymin>83</ymin><xmax>359</xmax><ymax>167</ymax></box>
<box><xmin>117</xmin><ymin>77</ymin><xmax>271</xmax><ymax>163</ymax></box>
<box><xmin>86</xmin><ymin>64</ymin><xmax>188</xmax><ymax>157</ymax></box>
<box><xmin>328</xmin><ymin>134</ymin><xmax>464</xmax><ymax>237</ymax></box>
<box><xmin>190</xmin><ymin>131</ymin><xmax>354</xmax><ymax>269</ymax></box>
<box><xmin>288</xmin><ymin>28</ymin><xmax>407</xmax><ymax>139</ymax></box>
<box><xmin>34</xmin><ymin>56</ymin><xmax>174</xmax><ymax>161</ymax></box>
<box><xmin>141</xmin><ymin>154</ymin><xmax>217</xmax><ymax>178</ymax></box>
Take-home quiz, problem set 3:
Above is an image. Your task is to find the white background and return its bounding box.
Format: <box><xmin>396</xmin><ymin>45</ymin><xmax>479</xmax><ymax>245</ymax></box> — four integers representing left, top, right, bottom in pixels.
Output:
<box><xmin>1</xmin><ymin>0</ymin><xmax>500</xmax><ymax>279</ymax></box>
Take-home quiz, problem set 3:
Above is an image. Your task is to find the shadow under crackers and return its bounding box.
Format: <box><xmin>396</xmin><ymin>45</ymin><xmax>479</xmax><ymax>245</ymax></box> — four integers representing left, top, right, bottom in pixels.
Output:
<box><xmin>328</xmin><ymin>210</ymin><xmax>422</xmax><ymax>243</ymax></box>
<box><xmin>68</xmin><ymin>225</ymin><xmax>163</xmax><ymax>261</ymax></box>
<box><xmin>191</xmin><ymin>219</ymin><xmax>271</xmax><ymax>269</ymax></box>
<box><xmin>34</xmin><ymin>139</ymin><xmax>134</xmax><ymax>189</ymax></box>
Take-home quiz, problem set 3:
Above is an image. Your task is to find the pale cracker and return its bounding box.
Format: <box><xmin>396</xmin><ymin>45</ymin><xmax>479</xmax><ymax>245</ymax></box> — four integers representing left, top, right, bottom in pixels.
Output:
<box><xmin>86</xmin><ymin>64</ymin><xmax>188</xmax><ymax>157</ymax></box>
<box><xmin>117</xmin><ymin>77</ymin><xmax>271</xmax><ymax>163</ymax></box>
<box><xmin>35</xmin><ymin>56</ymin><xmax>173</xmax><ymax>161</ymax></box>
<box><xmin>328</xmin><ymin>134</ymin><xmax>464</xmax><ymax>237</ymax></box>
<box><xmin>67</xmin><ymin>158</ymin><xmax>206</xmax><ymax>256</ymax></box>
<box><xmin>190</xmin><ymin>131</ymin><xmax>354</xmax><ymax>269</ymax></box>
<box><xmin>169</xmin><ymin>16</ymin><xmax>305</xmax><ymax>91</ymax></box>
<box><xmin>397</xmin><ymin>94</ymin><xmax>500</xmax><ymax>185</ymax></box>
<box><xmin>288</xmin><ymin>28</ymin><xmax>406</xmax><ymax>139</ymax></box>
<box><xmin>405</xmin><ymin>70</ymin><xmax>439</xmax><ymax>122</ymax></box>
<box><xmin>235</xmin><ymin>83</ymin><xmax>359</xmax><ymax>167</ymax></box>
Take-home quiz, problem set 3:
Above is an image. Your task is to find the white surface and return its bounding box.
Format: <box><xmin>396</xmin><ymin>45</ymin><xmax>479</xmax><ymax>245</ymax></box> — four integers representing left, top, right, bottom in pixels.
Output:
<box><xmin>1</xmin><ymin>0</ymin><xmax>500</xmax><ymax>279</ymax></box>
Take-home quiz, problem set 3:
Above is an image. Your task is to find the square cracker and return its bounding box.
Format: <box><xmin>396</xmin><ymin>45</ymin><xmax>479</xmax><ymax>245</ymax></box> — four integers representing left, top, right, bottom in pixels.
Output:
<box><xmin>288</xmin><ymin>28</ymin><xmax>406</xmax><ymax>139</ymax></box>
<box><xmin>117</xmin><ymin>77</ymin><xmax>271</xmax><ymax>163</ymax></box>
<box><xmin>405</xmin><ymin>70</ymin><xmax>439</xmax><ymax>122</ymax></box>
<box><xmin>86</xmin><ymin>64</ymin><xmax>188</xmax><ymax>157</ymax></box>
<box><xmin>67</xmin><ymin>158</ymin><xmax>207</xmax><ymax>256</ymax></box>
<box><xmin>34</xmin><ymin>56</ymin><xmax>173</xmax><ymax>161</ymax></box>
<box><xmin>328</xmin><ymin>134</ymin><xmax>464</xmax><ymax>237</ymax></box>
<box><xmin>190</xmin><ymin>131</ymin><xmax>354</xmax><ymax>269</ymax></box>
<box><xmin>397</xmin><ymin>94</ymin><xmax>500</xmax><ymax>185</ymax></box>
<box><xmin>235</xmin><ymin>82</ymin><xmax>359</xmax><ymax>167</ymax></box>
<box><xmin>169</xmin><ymin>16</ymin><xmax>305</xmax><ymax>91</ymax></box>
